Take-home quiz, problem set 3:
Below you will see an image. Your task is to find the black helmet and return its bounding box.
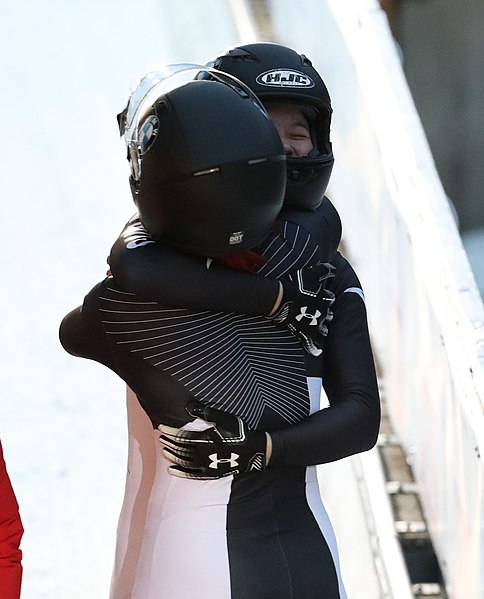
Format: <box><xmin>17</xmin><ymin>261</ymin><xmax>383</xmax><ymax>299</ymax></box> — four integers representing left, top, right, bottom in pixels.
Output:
<box><xmin>118</xmin><ymin>65</ymin><xmax>286</xmax><ymax>256</ymax></box>
<box><xmin>208</xmin><ymin>43</ymin><xmax>334</xmax><ymax>210</ymax></box>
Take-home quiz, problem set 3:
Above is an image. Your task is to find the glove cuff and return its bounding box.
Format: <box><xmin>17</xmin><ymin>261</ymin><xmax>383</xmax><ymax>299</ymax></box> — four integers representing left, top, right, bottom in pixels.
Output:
<box><xmin>265</xmin><ymin>430</ymin><xmax>285</xmax><ymax>467</ymax></box>
<box><xmin>266</xmin><ymin>300</ymin><xmax>292</xmax><ymax>324</ymax></box>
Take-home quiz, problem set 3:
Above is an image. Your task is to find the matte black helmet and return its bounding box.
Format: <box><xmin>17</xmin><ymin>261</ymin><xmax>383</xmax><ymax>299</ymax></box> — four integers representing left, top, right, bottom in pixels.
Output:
<box><xmin>208</xmin><ymin>43</ymin><xmax>334</xmax><ymax>210</ymax></box>
<box><xmin>118</xmin><ymin>65</ymin><xmax>286</xmax><ymax>256</ymax></box>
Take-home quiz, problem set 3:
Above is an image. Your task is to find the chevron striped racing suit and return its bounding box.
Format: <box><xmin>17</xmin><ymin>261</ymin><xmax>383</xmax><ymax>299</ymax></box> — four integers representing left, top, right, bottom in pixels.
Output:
<box><xmin>60</xmin><ymin>198</ymin><xmax>380</xmax><ymax>599</ymax></box>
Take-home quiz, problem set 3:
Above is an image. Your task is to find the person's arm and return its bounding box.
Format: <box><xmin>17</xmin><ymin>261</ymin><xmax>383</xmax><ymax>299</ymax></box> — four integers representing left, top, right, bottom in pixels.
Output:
<box><xmin>158</xmin><ymin>254</ymin><xmax>381</xmax><ymax>476</ymax></box>
<box><xmin>110</xmin><ymin>215</ymin><xmax>338</xmax><ymax>356</ymax></box>
<box><xmin>109</xmin><ymin>197</ymin><xmax>341</xmax><ymax>317</ymax></box>
<box><xmin>0</xmin><ymin>442</ymin><xmax>23</xmax><ymax>599</ymax></box>
<box><xmin>109</xmin><ymin>215</ymin><xmax>280</xmax><ymax>316</ymax></box>
<box><xmin>269</xmin><ymin>255</ymin><xmax>380</xmax><ymax>466</ymax></box>
<box><xmin>59</xmin><ymin>282</ymin><xmax>116</xmax><ymax>368</ymax></box>
<box><xmin>59</xmin><ymin>280</ymin><xmax>200</xmax><ymax>428</ymax></box>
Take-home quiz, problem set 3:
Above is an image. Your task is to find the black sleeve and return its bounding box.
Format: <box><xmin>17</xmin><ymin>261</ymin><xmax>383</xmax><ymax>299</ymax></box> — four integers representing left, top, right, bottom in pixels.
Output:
<box><xmin>59</xmin><ymin>282</ymin><xmax>117</xmax><ymax>369</ymax></box>
<box><xmin>269</xmin><ymin>254</ymin><xmax>381</xmax><ymax>466</ymax></box>
<box><xmin>109</xmin><ymin>198</ymin><xmax>341</xmax><ymax>316</ymax></box>
<box><xmin>109</xmin><ymin>215</ymin><xmax>279</xmax><ymax>316</ymax></box>
<box><xmin>59</xmin><ymin>280</ymin><xmax>198</xmax><ymax>428</ymax></box>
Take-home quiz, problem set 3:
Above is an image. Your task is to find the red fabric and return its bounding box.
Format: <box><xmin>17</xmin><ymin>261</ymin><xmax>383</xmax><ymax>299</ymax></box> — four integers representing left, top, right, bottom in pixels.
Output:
<box><xmin>0</xmin><ymin>441</ymin><xmax>23</xmax><ymax>599</ymax></box>
<box><xmin>217</xmin><ymin>249</ymin><xmax>267</xmax><ymax>273</ymax></box>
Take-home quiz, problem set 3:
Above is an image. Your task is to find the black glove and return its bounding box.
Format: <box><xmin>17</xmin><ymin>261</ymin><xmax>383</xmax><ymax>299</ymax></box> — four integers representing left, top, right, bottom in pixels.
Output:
<box><xmin>268</xmin><ymin>262</ymin><xmax>336</xmax><ymax>357</ymax></box>
<box><xmin>158</xmin><ymin>401</ymin><xmax>267</xmax><ymax>480</ymax></box>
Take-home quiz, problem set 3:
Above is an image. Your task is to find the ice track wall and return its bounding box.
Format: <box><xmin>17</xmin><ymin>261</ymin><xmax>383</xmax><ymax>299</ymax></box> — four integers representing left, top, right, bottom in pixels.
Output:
<box><xmin>267</xmin><ymin>1</ymin><xmax>484</xmax><ymax>597</ymax></box>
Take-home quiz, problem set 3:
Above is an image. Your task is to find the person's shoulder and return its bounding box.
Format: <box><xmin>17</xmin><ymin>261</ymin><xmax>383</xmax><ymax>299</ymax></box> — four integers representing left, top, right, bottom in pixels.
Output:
<box><xmin>314</xmin><ymin>196</ymin><xmax>341</xmax><ymax>230</ymax></box>
<box><xmin>328</xmin><ymin>252</ymin><xmax>363</xmax><ymax>296</ymax></box>
<box><xmin>280</xmin><ymin>196</ymin><xmax>340</xmax><ymax>232</ymax></box>
<box><xmin>277</xmin><ymin>196</ymin><xmax>342</xmax><ymax>262</ymax></box>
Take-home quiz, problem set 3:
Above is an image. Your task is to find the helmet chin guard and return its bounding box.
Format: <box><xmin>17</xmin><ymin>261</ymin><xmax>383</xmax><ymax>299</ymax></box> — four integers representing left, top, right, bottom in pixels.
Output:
<box><xmin>118</xmin><ymin>65</ymin><xmax>286</xmax><ymax>256</ymax></box>
<box><xmin>208</xmin><ymin>43</ymin><xmax>334</xmax><ymax>210</ymax></box>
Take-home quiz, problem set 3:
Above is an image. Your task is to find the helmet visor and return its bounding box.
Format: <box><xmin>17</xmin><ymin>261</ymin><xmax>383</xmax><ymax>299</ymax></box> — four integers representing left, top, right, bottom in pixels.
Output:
<box><xmin>118</xmin><ymin>64</ymin><xmax>269</xmax><ymax>181</ymax></box>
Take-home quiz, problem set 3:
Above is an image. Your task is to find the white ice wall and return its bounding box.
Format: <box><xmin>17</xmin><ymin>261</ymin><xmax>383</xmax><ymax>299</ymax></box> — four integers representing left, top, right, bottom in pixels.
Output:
<box><xmin>269</xmin><ymin>1</ymin><xmax>484</xmax><ymax>597</ymax></box>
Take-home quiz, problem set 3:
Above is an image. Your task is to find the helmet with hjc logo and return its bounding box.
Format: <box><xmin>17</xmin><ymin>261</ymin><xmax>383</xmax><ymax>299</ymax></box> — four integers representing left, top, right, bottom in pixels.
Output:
<box><xmin>117</xmin><ymin>64</ymin><xmax>286</xmax><ymax>256</ymax></box>
<box><xmin>207</xmin><ymin>43</ymin><xmax>334</xmax><ymax>211</ymax></box>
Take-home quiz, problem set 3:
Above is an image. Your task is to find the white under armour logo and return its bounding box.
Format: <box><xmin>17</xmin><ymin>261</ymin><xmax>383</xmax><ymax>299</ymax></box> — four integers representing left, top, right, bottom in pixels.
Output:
<box><xmin>208</xmin><ymin>453</ymin><xmax>239</xmax><ymax>469</ymax></box>
<box><xmin>295</xmin><ymin>306</ymin><xmax>321</xmax><ymax>326</ymax></box>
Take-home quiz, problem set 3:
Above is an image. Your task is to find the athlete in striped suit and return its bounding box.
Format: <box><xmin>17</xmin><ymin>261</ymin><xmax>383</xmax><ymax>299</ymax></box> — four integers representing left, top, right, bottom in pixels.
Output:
<box><xmin>60</xmin><ymin>49</ymin><xmax>380</xmax><ymax>598</ymax></box>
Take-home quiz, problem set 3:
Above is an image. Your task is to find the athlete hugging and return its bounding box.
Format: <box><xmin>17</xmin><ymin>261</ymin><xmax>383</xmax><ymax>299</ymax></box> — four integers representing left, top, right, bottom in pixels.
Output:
<box><xmin>60</xmin><ymin>43</ymin><xmax>380</xmax><ymax>599</ymax></box>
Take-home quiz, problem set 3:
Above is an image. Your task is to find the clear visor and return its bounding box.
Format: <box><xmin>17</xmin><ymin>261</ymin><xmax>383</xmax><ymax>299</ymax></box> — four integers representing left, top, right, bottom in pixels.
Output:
<box><xmin>119</xmin><ymin>64</ymin><xmax>267</xmax><ymax>146</ymax></box>
<box><xmin>118</xmin><ymin>64</ymin><xmax>269</xmax><ymax>182</ymax></box>
<box><xmin>119</xmin><ymin>64</ymin><xmax>198</xmax><ymax>138</ymax></box>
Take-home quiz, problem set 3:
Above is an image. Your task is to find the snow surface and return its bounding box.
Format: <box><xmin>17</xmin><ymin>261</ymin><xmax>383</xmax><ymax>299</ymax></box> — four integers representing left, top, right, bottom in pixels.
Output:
<box><xmin>0</xmin><ymin>2</ymin><xmax>242</xmax><ymax>597</ymax></box>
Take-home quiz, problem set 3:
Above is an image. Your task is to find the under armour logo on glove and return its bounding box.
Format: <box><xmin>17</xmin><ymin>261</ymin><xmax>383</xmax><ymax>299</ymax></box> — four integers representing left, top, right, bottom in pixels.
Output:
<box><xmin>295</xmin><ymin>307</ymin><xmax>321</xmax><ymax>325</ymax></box>
<box><xmin>209</xmin><ymin>453</ymin><xmax>239</xmax><ymax>470</ymax></box>
<box><xmin>268</xmin><ymin>262</ymin><xmax>336</xmax><ymax>356</ymax></box>
<box><xmin>158</xmin><ymin>401</ymin><xmax>267</xmax><ymax>480</ymax></box>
